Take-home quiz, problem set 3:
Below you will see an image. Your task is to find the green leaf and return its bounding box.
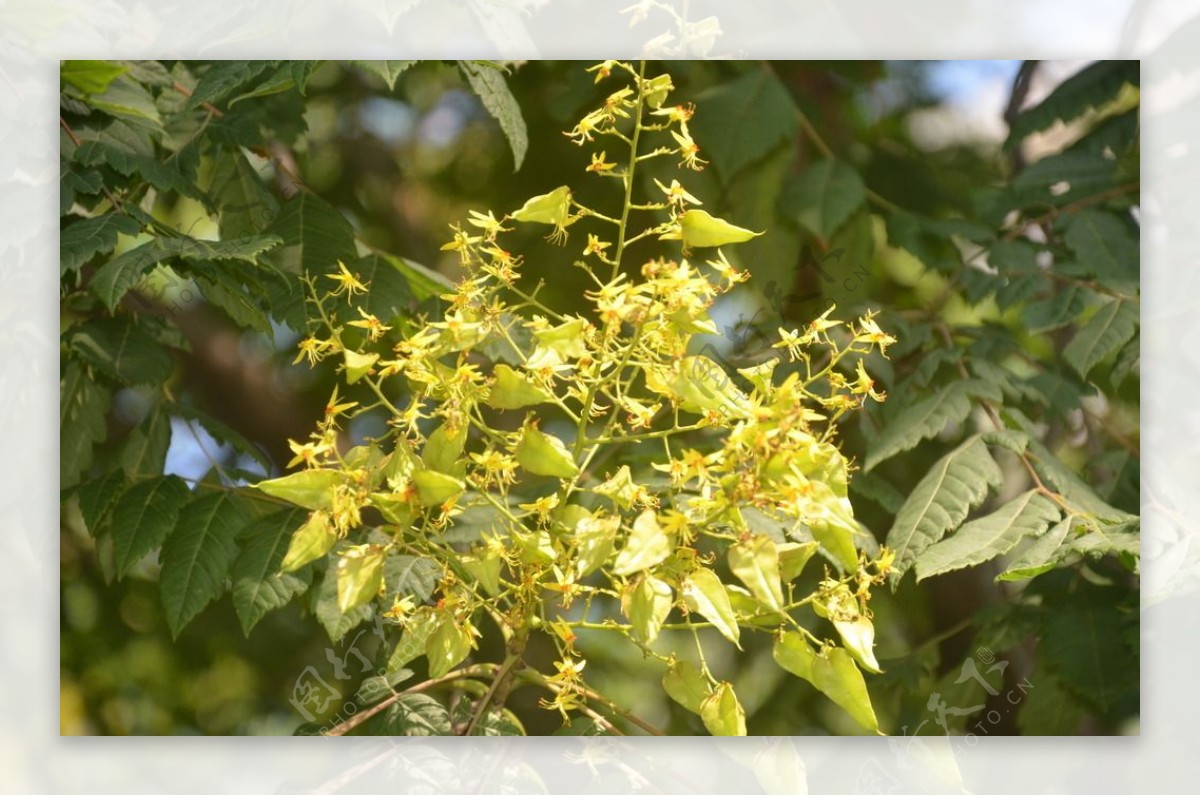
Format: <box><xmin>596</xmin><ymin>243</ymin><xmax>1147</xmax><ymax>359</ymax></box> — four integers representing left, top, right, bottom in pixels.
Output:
<box><xmin>74</xmin><ymin>120</ymin><xmax>201</xmax><ymax>200</ymax></box>
<box><xmin>781</xmin><ymin>158</ymin><xmax>866</xmax><ymax>239</ymax></box>
<box><xmin>387</xmin><ymin>554</ymin><xmax>440</xmax><ymax>603</ymax></box>
<box><xmin>195</xmin><ymin>269</ymin><xmax>272</xmax><ymax>334</ymax></box>
<box><xmin>209</xmin><ymin>148</ymin><xmax>279</xmax><ymax>239</ymax></box>
<box><xmin>1110</xmin><ymin>335</ymin><xmax>1139</xmax><ymax>388</ymax></box>
<box><xmin>832</xmin><ymin>616</ymin><xmax>882</xmax><ymax>674</ymax></box>
<box><xmin>699</xmin><ymin>682</ymin><xmax>747</xmax><ymax>736</ymax></box>
<box><xmin>660</xmin><ymin>355</ymin><xmax>751</xmax><ymax>419</ymax></box>
<box><xmin>778</xmin><ymin>541</ymin><xmax>820</xmax><ymax>582</ymax></box>
<box><xmin>61</xmin><ymin>60</ymin><xmax>128</xmax><ymax>94</ymax></box>
<box><xmin>85</xmin><ymin>75</ymin><xmax>162</xmax><ymax>129</ymax></box>
<box><xmin>1063</xmin><ymin>299</ymin><xmax>1138</xmax><ymax>379</ymax></box>
<box><xmin>773</xmin><ymin>632</ymin><xmax>880</xmax><ymax>734</ymax></box>
<box><xmin>998</xmin><ymin>517</ymin><xmax>1076</xmax><ymax>581</ymax></box>
<box><xmin>60</xmin><ymin>360</ymin><xmax>111</xmax><ymax>489</ymax></box>
<box><xmin>1017</xmin><ymin>664</ymin><xmax>1084</xmax><ymax>734</ymax></box>
<box><xmin>1060</xmin><ymin>209</ymin><xmax>1139</xmax><ymax>286</ymax></box>
<box><xmin>119</xmin><ymin>405</ymin><xmax>173</xmax><ymax>475</ymax></box>
<box><xmin>1007</xmin><ymin>61</ymin><xmax>1139</xmax><ymax>147</ymax></box>
<box><xmin>342</xmin><ymin>349</ymin><xmax>378</xmax><ymax>385</ymax></box>
<box><xmin>60</xmin><ymin>213</ymin><xmax>142</xmax><ymax>275</ymax></box>
<box><xmin>613</xmin><ymin>509</ymin><xmax>671</xmax><ymax>576</ymax></box>
<box><xmin>863</xmin><ymin>380</ymin><xmax>999</xmax><ymax>472</ymax></box>
<box><xmin>361</xmin><ymin>250</ymin><xmax>451</xmax><ymax>304</ymax></box>
<box><xmin>662</xmin><ymin>659</ymin><xmax>711</xmax><ymax>715</ymax></box>
<box><xmin>1021</xmin><ymin>285</ymin><xmax>1088</xmax><ymax>333</ymax></box>
<box><xmin>459</xmin><ymin>61</ymin><xmax>528</xmax><ymax>171</ymax></box>
<box><xmin>728</xmin><ymin>535</ymin><xmax>784</xmax><ymax>613</ymax></box>
<box><xmin>110</xmin><ymin>476</ymin><xmax>191</xmax><ymax>576</ymax></box>
<box><xmin>422</xmin><ymin>422</ymin><xmax>467</xmax><ymax>475</ymax></box>
<box><xmin>884</xmin><ymin>435</ymin><xmax>1003</xmax><ymax>586</ymax></box>
<box><xmin>514</xmin><ymin>425</ymin><xmax>578</xmax><ymax>479</ymax></box>
<box><xmin>353</xmin><ymin>60</ymin><xmax>418</xmax><ymax>90</ymax></box>
<box><xmin>486</xmin><ymin>364</ymin><xmax>551</xmax><ymax>410</ymax></box>
<box><xmin>426</xmin><ymin>614</ymin><xmax>474</xmax><ymax>678</ymax></box>
<box><xmin>355</xmin><ymin>668</ymin><xmax>414</xmax><ymax>705</ymax></box>
<box><xmin>1039</xmin><ymin>581</ymin><xmax>1137</xmax><ymax>712</ymax></box>
<box><xmin>172</xmin><ymin>403</ymin><xmax>271</xmax><ymax>471</ymax></box>
<box><xmin>1069</xmin><ymin>519</ymin><xmax>1140</xmax><ymax>561</ymax></box>
<box><xmin>231</xmin><ymin>507</ymin><xmax>311</xmax><ymax>634</ymax></box>
<box><xmin>227</xmin><ymin>63</ymin><xmax>303</xmax><ymax>106</ymax></box>
<box><xmin>189</xmin><ymin>60</ymin><xmax>277</xmax><ymax>108</ymax></box>
<box><xmin>681</xmin><ymin>568</ymin><xmax>741</xmax><ymax>648</ymax></box>
<box><xmin>381</xmin><ymin>693</ymin><xmax>452</xmax><ymax>736</ymax></box>
<box><xmin>1025</xmin><ymin>439</ymin><xmax>1135</xmax><ymax>523</ymax></box>
<box><xmin>256</xmin><ymin>468</ymin><xmax>341</xmax><ymax>510</ymax></box>
<box><xmin>337</xmin><ymin>545</ymin><xmax>386</xmax><ymax>613</ymax></box>
<box><xmin>914</xmin><ymin>490</ymin><xmax>1061</xmax><ymax>581</ymax></box>
<box><xmin>75</xmin><ymin>470</ymin><xmax>126</xmax><ymax>535</ymax></box>
<box><xmin>160</xmin><ymin>492</ymin><xmax>251</xmax><ymax>638</ymax></box>
<box><xmin>67</xmin><ymin>317</ymin><xmax>174</xmax><ymax>386</ymax></box>
<box><xmin>279</xmin><ymin>511</ymin><xmax>336</xmax><ymax>572</ymax></box>
<box><xmin>89</xmin><ymin>235</ymin><xmax>282</xmax><ymax>311</ymax></box>
<box><xmin>267</xmin><ymin>193</ymin><xmax>358</xmax><ymax>275</ymax></box>
<box><xmin>691</xmin><ymin>69</ymin><xmax>796</xmax><ymax>182</ymax></box>
<box><xmin>628</xmin><ymin>575</ymin><xmax>673</xmax><ymax>645</ymax></box>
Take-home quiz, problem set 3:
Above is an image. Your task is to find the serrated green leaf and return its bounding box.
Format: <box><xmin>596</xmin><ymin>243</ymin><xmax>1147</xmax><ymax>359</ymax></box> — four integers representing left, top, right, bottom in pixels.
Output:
<box><xmin>75</xmin><ymin>471</ymin><xmax>126</xmax><ymax>535</ymax></box>
<box><xmin>998</xmin><ymin>517</ymin><xmax>1075</xmax><ymax>581</ymax></box>
<box><xmin>356</xmin><ymin>668</ymin><xmax>414</xmax><ymax>706</ymax></box>
<box><xmin>189</xmin><ymin>60</ymin><xmax>277</xmax><ymax>108</ymax></box>
<box><xmin>1026</xmin><ymin>438</ymin><xmax>1135</xmax><ymax>523</ymax></box>
<box><xmin>691</xmin><ymin>69</ymin><xmax>796</xmax><ymax>182</ymax></box>
<box><xmin>61</xmin><ymin>213</ymin><xmax>142</xmax><ymax>275</ymax></box>
<box><xmin>382</xmin><ymin>693</ymin><xmax>452</xmax><ymax>736</ymax></box>
<box><xmin>231</xmin><ymin>507</ymin><xmax>311</xmax><ymax>634</ymax></box>
<box><xmin>1007</xmin><ymin>61</ymin><xmax>1139</xmax><ymax>147</ymax></box>
<box><xmin>119</xmin><ymin>405</ymin><xmax>173</xmax><ymax>475</ymax></box>
<box><xmin>1063</xmin><ymin>299</ymin><xmax>1138</xmax><ymax>379</ymax></box>
<box><xmin>160</xmin><ymin>492</ymin><xmax>251</xmax><ymax>638</ymax></box>
<box><xmin>782</xmin><ymin>158</ymin><xmax>866</xmax><ymax>239</ymax></box>
<box><xmin>109</xmin><ymin>476</ymin><xmax>191</xmax><ymax>576</ymax></box>
<box><xmin>68</xmin><ymin>317</ymin><xmax>174</xmax><ymax>386</ymax></box>
<box><xmin>386</xmin><ymin>554</ymin><xmax>440</xmax><ymax>603</ymax></box>
<box><xmin>74</xmin><ymin>120</ymin><xmax>202</xmax><ymax>200</ymax></box>
<box><xmin>267</xmin><ymin>192</ymin><xmax>358</xmax><ymax>275</ymax></box>
<box><xmin>86</xmin><ymin>75</ymin><xmax>162</xmax><ymax>129</ymax></box>
<box><xmin>682</xmin><ymin>568</ymin><xmax>740</xmax><ymax>648</ymax></box>
<box><xmin>256</xmin><ymin>468</ymin><xmax>341</xmax><ymax>510</ymax></box>
<box><xmin>1061</xmin><ymin>209</ymin><xmax>1139</xmax><ymax>286</ymax></box>
<box><xmin>354</xmin><ymin>60</ymin><xmax>418</xmax><ymax>90</ymax></box>
<box><xmin>1021</xmin><ymin>284</ymin><xmax>1088</xmax><ymax>333</ymax></box>
<box><xmin>61</xmin><ymin>60</ymin><xmax>128</xmax><ymax>94</ymax></box>
<box><xmin>613</xmin><ymin>509</ymin><xmax>671</xmax><ymax>576</ymax></box>
<box><xmin>209</xmin><ymin>148</ymin><xmax>279</xmax><ymax>239</ymax></box>
<box><xmin>863</xmin><ymin>380</ymin><xmax>998</xmax><ymax>472</ymax></box>
<box><xmin>885</xmin><ymin>435</ymin><xmax>1003</xmax><ymax>585</ymax></box>
<box><xmin>61</xmin><ymin>360</ymin><xmax>111</xmax><ymax>489</ymax></box>
<box><xmin>728</xmin><ymin>535</ymin><xmax>784</xmax><ymax>613</ymax></box>
<box><xmin>337</xmin><ymin>545</ymin><xmax>386</xmax><ymax>613</ymax></box>
<box><xmin>628</xmin><ymin>575</ymin><xmax>673</xmax><ymax>645</ymax></box>
<box><xmin>915</xmin><ymin>490</ymin><xmax>1061</xmax><ymax>581</ymax></box>
<box><xmin>1110</xmin><ymin>335</ymin><xmax>1139</xmax><ymax>388</ymax></box>
<box><xmin>700</xmin><ymin>682</ymin><xmax>746</xmax><ymax>736</ymax></box>
<box><xmin>196</xmin><ymin>269</ymin><xmax>272</xmax><ymax>334</ymax></box>
<box><xmin>1039</xmin><ymin>581</ymin><xmax>1137</xmax><ymax>712</ymax></box>
<box><xmin>90</xmin><ymin>234</ymin><xmax>282</xmax><ymax>311</ymax></box>
<box><xmin>459</xmin><ymin>61</ymin><xmax>527</xmax><ymax>171</ymax></box>
<box><xmin>1069</xmin><ymin>519</ymin><xmax>1140</xmax><ymax>560</ymax></box>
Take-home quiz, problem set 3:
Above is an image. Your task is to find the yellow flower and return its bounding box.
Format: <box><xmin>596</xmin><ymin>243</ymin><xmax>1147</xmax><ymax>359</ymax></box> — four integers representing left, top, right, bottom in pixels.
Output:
<box><xmin>651</xmin><ymin>103</ymin><xmax>695</xmax><ymax>124</ymax></box>
<box><xmin>293</xmin><ymin>335</ymin><xmax>335</xmax><ymax>366</ymax></box>
<box><xmin>519</xmin><ymin>493</ymin><xmax>561</xmax><ymax>523</ymax></box>
<box><xmin>440</xmin><ymin>224</ymin><xmax>482</xmax><ymax>264</ymax></box>
<box><xmin>466</xmin><ymin>209</ymin><xmax>509</xmax><ymax>241</ymax></box>
<box><xmin>586</xmin><ymin>60</ymin><xmax>619</xmax><ymax>83</ymax></box>
<box><xmin>347</xmin><ymin>307</ymin><xmax>391</xmax><ymax>342</ymax></box>
<box><xmin>671</xmin><ymin>129</ymin><xmax>707</xmax><ymax>171</ymax></box>
<box><xmin>855</xmin><ymin>312</ymin><xmax>897</xmax><ymax>355</ymax></box>
<box><xmin>583</xmin><ymin>234</ymin><xmax>612</xmax><ymax>258</ymax></box>
<box><xmin>286</xmin><ymin>438</ymin><xmax>332</xmax><ymax>469</ymax></box>
<box><xmin>854</xmin><ymin>358</ymin><xmax>886</xmax><ymax>403</ymax></box>
<box><xmin>326</xmin><ymin>260</ymin><xmax>368</xmax><ymax>296</ymax></box>
<box><xmin>586</xmin><ymin>151</ymin><xmax>617</xmax><ymax>173</ymax></box>
<box><xmin>654</xmin><ymin>178</ymin><xmax>702</xmax><ymax>207</ymax></box>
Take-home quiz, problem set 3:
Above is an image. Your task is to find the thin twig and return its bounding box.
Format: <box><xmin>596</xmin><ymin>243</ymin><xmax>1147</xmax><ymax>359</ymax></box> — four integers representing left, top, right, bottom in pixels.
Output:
<box><xmin>323</xmin><ymin>664</ymin><xmax>498</xmax><ymax>736</ymax></box>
